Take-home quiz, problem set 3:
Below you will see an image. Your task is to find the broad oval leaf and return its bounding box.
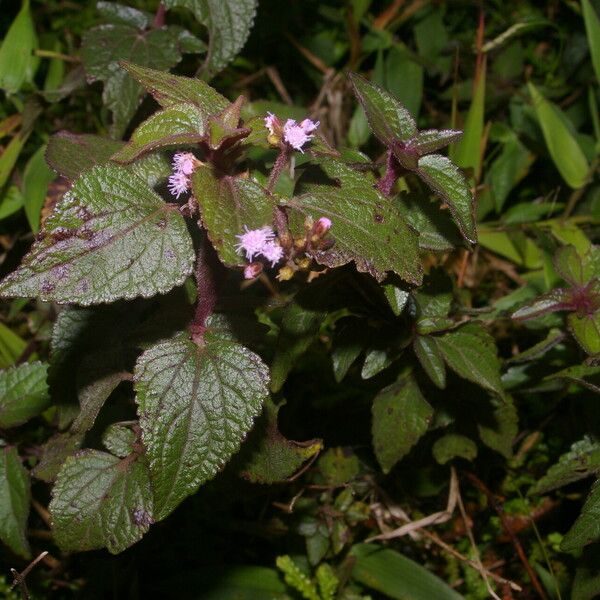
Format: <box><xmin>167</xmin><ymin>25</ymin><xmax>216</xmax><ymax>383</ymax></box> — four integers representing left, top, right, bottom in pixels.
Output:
<box><xmin>416</xmin><ymin>153</ymin><xmax>477</xmax><ymax>244</ymax></box>
<box><xmin>191</xmin><ymin>166</ymin><xmax>276</xmax><ymax>266</ymax></box>
<box><xmin>433</xmin><ymin>323</ymin><xmax>506</xmax><ymax>399</ymax></box>
<box><xmin>528</xmin><ymin>82</ymin><xmax>590</xmax><ymax>189</ymax></box>
<box><xmin>50</xmin><ymin>450</ymin><xmax>153</xmax><ymax>554</ymax></box>
<box><xmin>432</xmin><ymin>434</ymin><xmax>477</xmax><ymax>464</ymax></box>
<box><xmin>134</xmin><ymin>319</ymin><xmax>270</xmax><ymax>520</ymax></box>
<box><xmin>0</xmin><ymin>165</ymin><xmax>195</xmax><ymax>305</ymax></box>
<box><xmin>121</xmin><ymin>61</ymin><xmax>229</xmax><ymax>113</ymax></box>
<box><xmin>289</xmin><ymin>159</ymin><xmax>422</xmax><ymax>284</ymax></box>
<box><xmin>568</xmin><ymin>312</ymin><xmax>600</xmax><ymax>355</ymax></box>
<box><xmin>413</xmin><ymin>335</ymin><xmax>446</xmax><ymax>389</ymax></box>
<box><xmin>112</xmin><ymin>103</ymin><xmax>207</xmax><ymax>163</ymax></box>
<box><xmin>0</xmin><ymin>447</ymin><xmax>30</xmax><ymax>558</ymax></box>
<box><xmin>0</xmin><ymin>361</ymin><xmax>50</xmax><ymax>428</ymax></box>
<box><xmin>348</xmin><ymin>72</ymin><xmax>417</xmax><ymax>145</ymax></box>
<box><xmin>164</xmin><ymin>0</ymin><xmax>258</xmax><ymax>75</ymax></box>
<box><xmin>371</xmin><ymin>371</ymin><xmax>433</xmax><ymax>473</ymax></box>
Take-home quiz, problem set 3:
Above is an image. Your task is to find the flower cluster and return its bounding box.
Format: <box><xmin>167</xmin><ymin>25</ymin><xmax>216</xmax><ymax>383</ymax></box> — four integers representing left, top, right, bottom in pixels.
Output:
<box><xmin>264</xmin><ymin>113</ymin><xmax>320</xmax><ymax>152</ymax></box>
<box><xmin>168</xmin><ymin>152</ymin><xmax>197</xmax><ymax>199</ymax></box>
<box><xmin>236</xmin><ymin>226</ymin><xmax>284</xmax><ymax>278</ymax></box>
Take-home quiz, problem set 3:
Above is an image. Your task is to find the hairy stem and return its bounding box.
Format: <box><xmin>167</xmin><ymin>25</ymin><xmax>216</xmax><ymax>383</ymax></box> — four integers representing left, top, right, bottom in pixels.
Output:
<box><xmin>267</xmin><ymin>147</ymin><xmax>290</xmax><ymax>192</ymax></box>
<box><xmin>189</xmin><ymin>238</ymin><xmax>224</xmax><ymax>343</ymax></box>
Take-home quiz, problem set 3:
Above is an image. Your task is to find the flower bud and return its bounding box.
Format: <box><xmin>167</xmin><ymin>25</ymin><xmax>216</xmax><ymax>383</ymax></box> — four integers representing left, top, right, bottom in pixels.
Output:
<box><xmin>277</xmin><ymin>265</ymin><xmax>295</xmax><ymax>281</ymax></box>
<box><xmin>312</xmin><ymin>217</ymin><xmax>332</xmax><ymax>239</ymax></box>
<box><xmin>243</xmin><ymin>262</ymin><xmax>263</xmax><ymax>279</ymax></box>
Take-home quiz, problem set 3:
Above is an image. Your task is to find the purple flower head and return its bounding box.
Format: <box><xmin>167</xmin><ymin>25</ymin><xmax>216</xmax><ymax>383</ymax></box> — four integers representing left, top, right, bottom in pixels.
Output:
<box><xmin>283</xmin><ymin>118</ymin><xmax>320</xmax><ymax>152</ymax></box>
<box><xmin>235</xmin><ymin>226</ymin><xmax>275</xmax><ymax>261</ymax></box>
<box><xmin>168</xmin><ymin>172</ymin><xmax>190</xmax><ymax>199</ymax></box>
<box><xmin>244</xmin><ymin>262</ymin><xmax>263</xmax><ymax>280</ymax></box>
<box><xmin>313</xmin><ymin>217</ymin><xmax>332</xmax><ymax>237</ymax></box>
<box><xmin>173</xmin><ymin>152</ymin><xmax>196</xmax><ymax>176</ymax></box>
<box><xmin>261</xmin><ymin>241</ymin><xmax>284</xmax><ymax>266</ymax></box>
<box><xmin>264</xmin><ymin>112</ymin><xmax>280</xmax><ymax>136</ymax></box>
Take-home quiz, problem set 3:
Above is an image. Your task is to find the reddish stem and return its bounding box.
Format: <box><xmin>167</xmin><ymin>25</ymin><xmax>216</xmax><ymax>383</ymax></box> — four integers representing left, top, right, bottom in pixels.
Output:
<box><xmin>267</xmin><ymin>147</ymin><xmax>290</xmax><ymax>192</ymax></box>
<box><xmin>189</xmin><ymin>239</ymin><xmax>223</xmax><ymax>343</ymax></box>
<box><xmin>152</xmin><ymin>2</ymin><xmax>166</xmax><ymax>28</ymax></box>
<box><xmin>375</xmin><ymin>150</ymin><xmax>403</xmax><ymax>196</ymax></box>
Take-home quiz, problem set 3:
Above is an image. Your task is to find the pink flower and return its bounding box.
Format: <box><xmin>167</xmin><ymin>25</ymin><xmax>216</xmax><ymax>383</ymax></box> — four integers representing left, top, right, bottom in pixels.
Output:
<box><xmin>283</xmin><ymin>118</ymin><xmax>320</xmax><ymax>152</ymax></box>
<box><xmin>173</xmin><ymin>152</ymin><xmax>196</xmax><ymax>175</ymax></box>
<box><xmin>168</xmin><ymin>172</ymin><xmax>189</xmax><ymax>199</ymax></box>
<box><xmin>264</xmin><ymin>113</ymin><xmax>280</xmax><ymax>136</ymax></box>
<box><xmin>314</xmin><ymin>217</ymin><xmax>332</xmax><ymax>236</ymax></box>
<box><xmin>235</xmin><ymin>226</ymin><xmax>275</xmax><ymax>261</ymax></box>
<box><xmin>244</xmin><ymin>262</ymin><xmax>263</xmax><ymax>279</ymax></box>
<box><xmin>261</xmin><ymin>241</ymin><xmax>284</xmax><ymax>266</ymax></box>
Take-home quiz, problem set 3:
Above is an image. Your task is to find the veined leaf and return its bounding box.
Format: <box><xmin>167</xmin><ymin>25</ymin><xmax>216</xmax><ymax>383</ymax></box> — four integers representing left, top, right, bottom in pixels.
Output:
<box><xmin>417</xmin><ymin>153</ymin><xmax>477</xmax><ymax>244</ymax></box>
<box><xmin>0</xmin><ymin>447</ymin><xmax>30</xmax><ymax>558</ymax></box>
<box><xmin>562</xmin><ymin>478</ymin><xmax>600</xmax><ymax>552</ymax></box>
<box><xmin>289</xmin><ymin>159</ymin><xmax>422</xmax><ymax>284</ymax></box>
<box><xmin>134</xmin><ymin>317</ymin><xmax>269</xmax><ymax>520</ymax></box>
<box><xmin>164</xmin><ymin>0</ymin><xmax>257</xmax><ymax>75</ymax></box>
<box><xmin>0</xmin><ymin>165</ymin><xmax>195</xmax><ymax>305</ymax></box>
<box><xmin>0</xmin><ymin>361</ymin><xmax>50</xmax><ymax>428</ymax></box>
<box><xmin>582</xmin><ymin>0</ymin><xmax>600</xmax><ymax>83</ymax></box>
<box><xmin>121</xmin><ymin>61</ymin><xmax>230</xmax><ymax>113</ymax></box>
<box><xmin>239</xmin><ymin>398</ymin><xmax>322</xmax><ymax>484</ymax></box>
<box><xmin>0</xmin><ymin>0</ymin><xmax>38</xmax><ymax>93</ymax></box>
<box><xmin>413</xmin><ymin>335</ymin><xmax>446</xmax><ymax>388</ymax></box>
<box><xmin>433</xmin><ymin>434</ymin><xmax>477</xmax><ymax>464</ymax></box>
<box><xmin>371</xmin><ymin>371</ymin><xmax>433</xmax><ymax>473</ymax></box>
<box><xmin>528</xmin><ymin>82</ymin><xmax>589</xmax><ymax>189</ymax></box>
<box><xmin>434</xmin><ymin>322</ymin><xmax>506</xmax><ymax>399</ymax></box>
<box><xmin>45</xmin><ymin>132</ymin><xmax>125</xmax><ymax>181</ymax></box>
<box><xmin>50</xmin><ymin>450</ymin><xmax>153</xmax><ymax>554</ymax></box>
<box><xmin>191</xmin><ymin>166</ymin><xmax>276</xmax><ymax>266</ymax></box>
<box><xmin>81</xmin><ymin>25</ymin><xmax>182</xmax><ymax>136</ymax></box>
<box><xmin>348</xmin><ymin>72</ymin><xmax>417</xmax><ymax>145</ymax></box>
<box><xmin>112</xmin><ymin>103</ymin><xmax>207</xmax><ymax>163</ymax></box>
<box><xmin>412</xmin><ymin>129</ymin><xmax>463</xmax><ymax>156</ymax></box>
<box><xmin>568</xmin><ymin>312</ymin><xmax>600</xmax><ymax>355</ymax></box>
<box><xmin>530</xmin><ymin>437</ymin><xmax>600</xmax><ymax>495</ymax></box>
<box><xmin>102</xmin><ymin>423</ymin><xmax>137</xmax><ymax>459</ymax></box>
<box><xmin>97</xmin><ymin>1</ymin><xmax>152</xmax><ymax>28</ymax></box>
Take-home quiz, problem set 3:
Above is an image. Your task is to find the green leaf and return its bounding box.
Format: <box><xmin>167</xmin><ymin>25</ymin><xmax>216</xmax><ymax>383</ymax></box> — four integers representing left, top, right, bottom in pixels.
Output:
<box><xmin>0</xmin><ymin>361</ymin><xmax>50</xmax><ymax>428</ymax></box>
<box><xmin>528</xmin><ymin>82</ymin><xmax>590</xmax><ymax>189</ymax></box>
<box><xmin>546</xmin><ymin>364</ymin><xmax>600</xmax><ymax>394</ymax></box>
<box><xmin>81</xmin><ymin>25</ymin><xmax>182</xmax><ymax>136</ymax></box>
<box><xmin>0</xmin><ymin>0</ymin><xmax>38</xmax><ymax>93</ymax></box>
<box><xmin>0</xmin><ymin>131</ymin><xmax>30</xmax><ymax>189</ymax></box>
<box><xmin>121</xmin><ymin>61</ymin><xmax>229</xmax><ymax>113</ymax></box>
<box><xmin>0</xmin><ymin>186</ymin><xmax>24</xmax><ymax>221</ymax></box>
<box><xmin>450</xmin><ymin>58</ymin><xmax>486</xmax><ymax>181</ymax></box>
<box><xmin>412</xmin><ymin>129</ymin><xmax>463</xmax><ymax>156</ymax></box>
<box><xmin>417</xmin><ymin>154</ymin><xmax>477</xmax><ymax>244</ymax></box>
<box><xmin>554</xmin><ymin>244</ymin><xmax>586</xmax><ymax>286</ymax></box>
<box><xmin>0</xmin><ymin>322</ymin><xmax>27</xmax><ymax>369</ymax></box>
<box><xmin>0</xmin><ymin>165</ymin><xmax>195</xmax><ymax>305</ymax></box>
<box><xmin>385</xmin><ymin>46</ymin><xmax>423</xmax><ymax>119</ymax></box>
<box><xmin>50</xmin><ymin>449</ymin><xmax>153</xmax><ymax>554</ymax></box>
<box><xmin>239</xmin><ymin>399</ymin><xmax>322</xmax><ymax>484</ymax></box>
<box><xmin>348</xmin><ymin>72</ymin><xmax>417</xmax><ymax>145</ymax></box>
<box><xmin>102</xmin><ymin>423</ymin><xmax>137</xmax><ymax>458</ymax></box>
<box><xmin>572</xmin><ymin>547</ymin><xmax>600</xmax><ymax>600</ymax></box>
<box><xmin>413</xmin><ymin>335</ymin><xmax>446</xmax><ymax>389</ymax></box>
<box><xmin>97</xmin><ymin>1</ymin><xmax>151</xmax><ymax>28</ymax></box>
<box><xmin>32</xmin><ymin>432</ymin><xmax>83</xmax><ymax>483</ymax></box>
<box><xmin>562</xmin><ymin>478</ymin><xmax>600</xmax><ymax>552</ymax></box>
<box><xmin>530</xmin><ymin>437</ymin><xmax>600</xmax><ymax>495</ymax></box>
<box><xmin>0</xmin><ymin>447</ymin><xmax>30</xmax><ymax>558</ymax></box>
<box><xmin>371</xmin><ymin>371</ymin><xmax>433</xmax><ymax>473</ymax></box>
<box><xmin>511</xmin><ymin>288</ymin><xmax>570</xmax><ymax>320</ymax></box>
<box><xmin>478</xmin><ymin>395</ymin><xmax>518</xmax><ymax>458</ymax></box>
<box><xmin>165</xmin><ymin>0</ymin><xmax>257</xmax><ymax>75</ymax></box>
<box><xmin>134</xmin><ymin>318</ymin><xmax>270</xmax><ymax>520</ymax></box>
<box><xmin>191</xmin><ymin>166</ymin><xmax>276</xmax><ymax>266</ymax></box>
<box><xmin>289</xmin><ymin>159</ymin><xmax>422</xmax><ymax>284</ymax></box>
<box><xmin>45</xmin><ymin>132</ymin><xmax>125</xmax><ymax>181</ymax></box>
<box><xmin>270</xmin><ymin>303</ymin><xmax>324</xmax><ymax>393</ymax></box>
<box><xmin>23</xmin><ymin>144</ymin><xmax>55</xmax><ymax>233</ymax></box>
<box><xmin>350</xmin><ymin>544</ymin><xmax>463</xmax><ymax>600</ymax></box>
<box><xmin>582</xmin><ymin>0</ymin><xmax>600</xmax><ymax>83</ymax></box>
<box><xmin>433</xmin><ymin>434</ymin><xmax>477</xmax><ymax>464</ymax></box>
<box><xmin>434</xmin><ymin>323</ymin><xmax>506</xmax><ymax>399</ymax></box>
<box><xmin>112</xmin><ymin>103</ymin><xmax>207</xmax><ymax>163</ymax></box>
<box><xmin>568</xmin><ymin>312</ymin><xmax>600</xmax><ymax>355</ymax></box>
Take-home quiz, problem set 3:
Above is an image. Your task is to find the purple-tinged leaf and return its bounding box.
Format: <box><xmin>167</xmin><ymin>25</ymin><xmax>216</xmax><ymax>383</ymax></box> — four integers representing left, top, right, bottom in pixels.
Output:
<box><xmin>348</xmin><ymin>72</ymin><xmax>417</xmax><ymax>145</ymax></box>
<box><xmin>0</xmin><ymin>165</ymin><xmax>195</xmax><ymax>305</ymax></box>
<box><xmin>411</xmin><ymin>129</ymin><xmax>463</xmax><ymax>156</ymax></box>
<box><xmin>554</xmin><ymin>245</ymin><xmax>586</xmax><ymax>286</ymax></box>
<box><xmin>512</xmin><ymin>288</ymin><xmax>573</xmax><ymax>320</ymax></box>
